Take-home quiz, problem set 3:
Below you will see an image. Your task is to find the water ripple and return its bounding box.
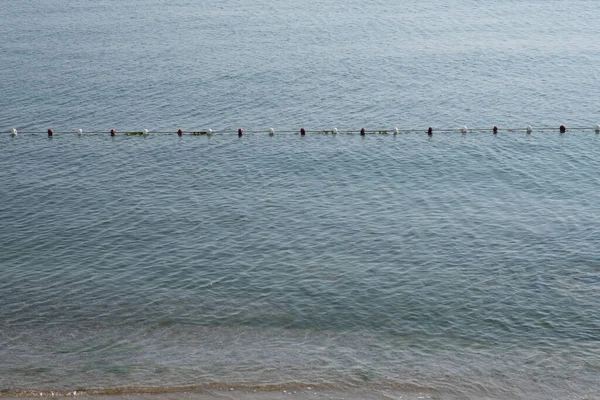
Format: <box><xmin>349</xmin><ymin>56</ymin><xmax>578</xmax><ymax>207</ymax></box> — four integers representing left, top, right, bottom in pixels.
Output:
<box><xmin>1</xmin><ymin>134</ymin><xmax>600</xmax><ymax>399</ymax></box>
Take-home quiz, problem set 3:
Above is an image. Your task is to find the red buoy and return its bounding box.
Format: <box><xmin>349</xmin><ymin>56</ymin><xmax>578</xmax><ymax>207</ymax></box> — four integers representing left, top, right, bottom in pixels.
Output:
<box><xmin>238</xmin><ymin>128</ymin><xmax>243</xmax><ymax>137</ymax></box>
<box><xmin>360</xmin><ymin>127</ymin><xmax>366</xmax><ymax>136</ymax></box>
<box><xmin>560</xmin><ymin>125</ymin><xmax>566</xmax><ymax>133</ymax></box>
<box><xmin>493</xmin><ymin>126</ymin><xmax>498</xmax><ymax>135</ymax></box>
<box><xmin>300</xmin><ymin>128</ymin><xmax>306</xmax><ymax>136</ymax></box>
<box><xmin>428</xmin><ymin>127</ymin><xmax>433</xmax><ymax>136</ymax></box>
<box><xmin>177</xmin><ymin>128</ymin><xmax>183</xmax><ymax>136</ymax></box>
<box><xmin>110</xmin><ymin>129</ymin><xmax>116</xmax><ymax>136</ymax></box>
<box><xmin>47</xmin><ymin>129</ymin><xmax>53</xmax><ymax>137</ymax></box>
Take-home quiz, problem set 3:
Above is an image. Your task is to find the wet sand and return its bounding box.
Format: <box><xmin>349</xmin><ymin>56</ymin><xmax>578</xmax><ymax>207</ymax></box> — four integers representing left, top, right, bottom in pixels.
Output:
<box><xmin>1</xmin><ymin>384</ymin><xmax>445</xmax><ymax>400</ymax></box>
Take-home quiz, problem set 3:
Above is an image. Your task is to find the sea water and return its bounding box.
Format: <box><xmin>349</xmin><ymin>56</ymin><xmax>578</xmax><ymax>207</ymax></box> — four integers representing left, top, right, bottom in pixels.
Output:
<box><xmin>1</xmin><ymin>1</ymin><xmax>599</xmax><ymax>399</ymax></box>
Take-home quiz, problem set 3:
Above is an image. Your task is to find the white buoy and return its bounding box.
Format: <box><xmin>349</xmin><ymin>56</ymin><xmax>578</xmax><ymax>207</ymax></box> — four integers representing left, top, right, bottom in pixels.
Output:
<box><xmin>526</xmin><ymin>125</ymin><xmax>532</xmax><ymax>134</ymax></box>
<box><xmin>269</xmin><ymin>128</ymin><xmax>275</xmax><ymax>135</ymax></box>
<box><xmin>10</xmin><ymin>128</ymin><xmax>17</xmax><ymax>137</ymax></box>
<box><xmin>332</xmin><ymin>128</ymin><xmax>338</xmax><ymax>134</ymax></box>
<box><xmin>207</xmin><ymin>129</ymin><xmax>213</xmax><ymax>135</ymax></box>
<box><xmin>595</xmin><ymin>124</ymin><xmax>600</xmax><ymax>133</ymax></box>
<box><xmin>143</xmin><ymin>129</ymin><xmax>149</xmax><ymax>135</ymax></box>
<box><xmin>77</xmin><ymin>129</ymin><xmax>83</xmax><ymax>136</ymax></box>
<box><xmin>461</xmin><ymin>126</ymin><xmax>468</xmax><ymax>134</ymax></box>
<box><xmin>394</xmin><ymin>127</ymin><xmax>399</xmax><ymax>134</ymax></box>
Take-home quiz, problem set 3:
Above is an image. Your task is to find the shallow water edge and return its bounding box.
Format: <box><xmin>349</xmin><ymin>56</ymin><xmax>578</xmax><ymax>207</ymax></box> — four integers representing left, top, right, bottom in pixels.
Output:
<box><xmin>0</xmin><ymin>384</ymin><xmax>478</xmax><ymax>400</ymax></box>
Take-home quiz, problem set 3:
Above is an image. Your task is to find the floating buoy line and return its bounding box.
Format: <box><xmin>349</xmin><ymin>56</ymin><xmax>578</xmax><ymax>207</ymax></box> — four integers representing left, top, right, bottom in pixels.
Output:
<box><xmin>4</xmin><ymin>125</ymin><xmax>600</xmax><ymax>137</ymax></box>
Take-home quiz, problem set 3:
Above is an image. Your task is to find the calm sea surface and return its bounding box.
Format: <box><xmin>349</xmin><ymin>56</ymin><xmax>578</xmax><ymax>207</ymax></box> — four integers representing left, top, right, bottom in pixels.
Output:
<box><xmin>1</xmin><ymin>1</ymin><xmax>599</xmax><ymax>399</ymax></box>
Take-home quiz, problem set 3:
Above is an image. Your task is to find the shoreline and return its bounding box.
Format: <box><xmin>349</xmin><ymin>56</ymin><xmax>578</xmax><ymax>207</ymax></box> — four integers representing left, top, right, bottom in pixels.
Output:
<box><xmin>1</xmin><ymin>382</ymin><xmax>438</xmax><ymax>399</ymax></box>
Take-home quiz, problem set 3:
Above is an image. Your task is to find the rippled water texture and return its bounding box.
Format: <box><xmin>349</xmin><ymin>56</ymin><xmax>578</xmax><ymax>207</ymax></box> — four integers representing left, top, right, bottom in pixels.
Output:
<box><xmin>2</xmin><ymin>0</ymin><xmax>600</xmax><ymax>131</ymax></box>
<box><xmin>2</xmin><ymin>133</ymin><xmax>600</xmax><ymax>399</ymax></box>
<box><xmin>1</xmin><ymin>0</ymin><xmax>600</xmax><ymax>399</ymax></box>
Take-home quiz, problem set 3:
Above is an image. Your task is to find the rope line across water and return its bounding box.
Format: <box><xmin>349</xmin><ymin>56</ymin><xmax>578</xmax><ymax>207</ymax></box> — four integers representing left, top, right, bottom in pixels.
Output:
<box><xmin>4</xmin><ymin>125</ymin><xmax>600</xmax><ymax>137</ymax></box>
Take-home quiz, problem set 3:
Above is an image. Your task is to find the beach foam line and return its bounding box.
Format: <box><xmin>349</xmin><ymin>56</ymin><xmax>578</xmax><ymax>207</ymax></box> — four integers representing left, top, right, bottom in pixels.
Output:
<box><xmin>0</xmin><ymin>381</ymin><xmax>437</xmax><ymax>398</ymax></box>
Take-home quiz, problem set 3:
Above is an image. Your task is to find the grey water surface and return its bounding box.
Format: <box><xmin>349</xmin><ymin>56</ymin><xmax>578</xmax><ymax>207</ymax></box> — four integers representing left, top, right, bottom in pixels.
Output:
<box><xmin>1</xmin><ymin>1</ymin><xmax>599</xmax><ymax>399</ymax></box>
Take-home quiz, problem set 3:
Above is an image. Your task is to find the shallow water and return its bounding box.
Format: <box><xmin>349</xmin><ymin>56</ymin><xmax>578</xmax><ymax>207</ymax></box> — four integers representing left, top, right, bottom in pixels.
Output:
<box><xmin>1</xmin><ymin>1</ymin><xmax>600</xmax><ymax>399</ymax></box>
<box><xmin>2</xmin><ymin>133</ymin><xmax>599</xmax><ymax>399</ymax></box>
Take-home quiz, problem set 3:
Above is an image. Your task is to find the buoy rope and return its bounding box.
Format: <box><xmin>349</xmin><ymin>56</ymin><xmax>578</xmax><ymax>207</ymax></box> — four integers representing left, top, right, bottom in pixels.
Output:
<box><xmin>4</xmin><ymin>126</ymin><xmax>600</xmax><ymax>136</ymax></box>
